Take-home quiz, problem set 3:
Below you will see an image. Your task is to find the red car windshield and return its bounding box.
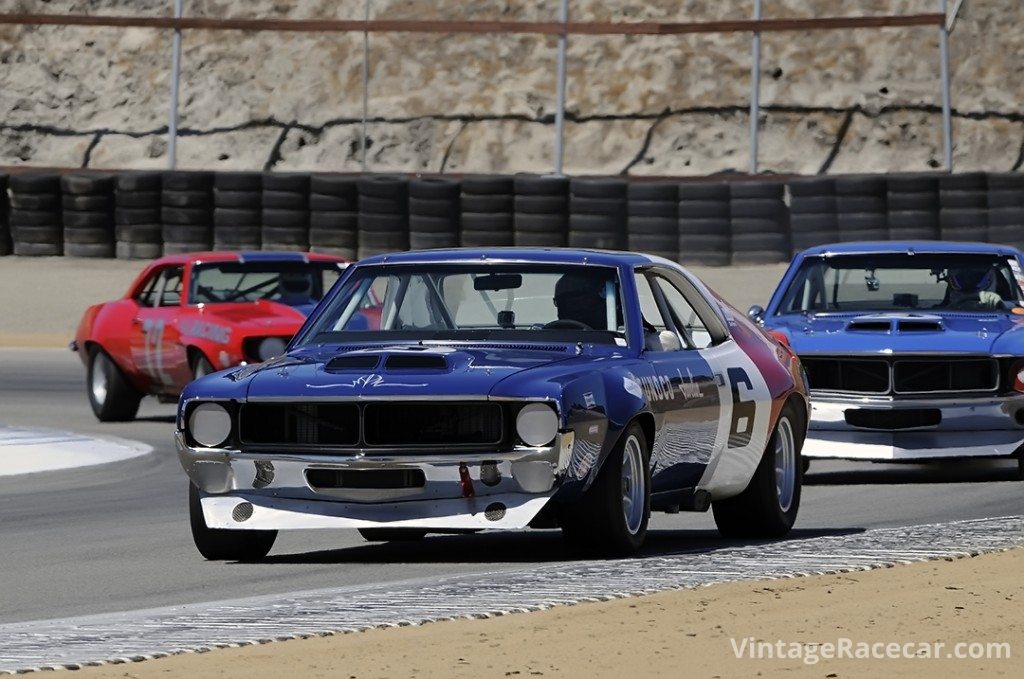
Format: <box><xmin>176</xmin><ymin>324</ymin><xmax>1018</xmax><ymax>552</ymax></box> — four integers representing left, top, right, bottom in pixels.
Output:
<box><xmin>190</xmin><ymin>262</ymin><xmax>343</xmax><ymax>307</ymax></box>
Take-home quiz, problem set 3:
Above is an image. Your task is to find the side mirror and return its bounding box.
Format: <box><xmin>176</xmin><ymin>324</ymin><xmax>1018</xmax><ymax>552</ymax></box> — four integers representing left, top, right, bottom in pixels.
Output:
<box><xmin>747</xmin><ymin>305</ymin><xmax>765</xmax><ymax>324</ymax></box>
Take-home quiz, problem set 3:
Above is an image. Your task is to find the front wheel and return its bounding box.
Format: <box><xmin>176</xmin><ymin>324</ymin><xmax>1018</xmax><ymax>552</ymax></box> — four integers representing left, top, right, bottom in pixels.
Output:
<box><xmin>86</xmin><ymin>347</ymin><xmax>143</xmax><ymax>422</ymax></box>
<box><xmin>189</xmin><ymin>483</ymin><xmax>277</xmax><ymax>561</ymax></box>
<box><xmin>713</xmin><ymin>402</ymin><xmax>803</xmax><ymax>538</ymax></box>
<box><xmin>560</xmin><ymin>422</ymin><xmax>651</xmax><ymax>557</ymax></box>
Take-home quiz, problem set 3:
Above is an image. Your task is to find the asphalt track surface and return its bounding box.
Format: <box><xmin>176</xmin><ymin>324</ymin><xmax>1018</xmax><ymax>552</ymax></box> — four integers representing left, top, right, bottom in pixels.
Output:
<box><xmin>2</xmin><ymin>348</ymin><xmax>1023</xmax><ymax>626</ymax></box>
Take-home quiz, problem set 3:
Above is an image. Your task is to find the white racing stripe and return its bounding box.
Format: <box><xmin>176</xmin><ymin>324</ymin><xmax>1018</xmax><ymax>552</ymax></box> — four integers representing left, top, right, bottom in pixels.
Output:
<box><xmin>0</xmin><ymin>425</ymin><xmax>152</xmax><ymax>477</ymax></box>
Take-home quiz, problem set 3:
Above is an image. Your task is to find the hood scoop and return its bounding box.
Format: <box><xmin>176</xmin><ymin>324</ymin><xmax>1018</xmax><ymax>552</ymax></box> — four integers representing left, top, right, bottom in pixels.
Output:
<box><xmin>326</xmin><ymin>355</ymin><xmax>381</xmax><ymax>371</ymax></box>
<box><xmin>384</xmin><ymin>354</ymin><xmax>448</xmax><ymax>370</ymax></box>
<box><xmin>897</xmin><ymin>319</ymin><xmax>943</xmax><ymax>332</ymax></box>
<box><xmin>846</xmin><ymin>320</ymin><xmax>892</xmax><ymax>333</ymax></box>
<box><xmin>845</xmin><ymin>316</ymin><xmax>945</xmax><ymax>334</ymax></box>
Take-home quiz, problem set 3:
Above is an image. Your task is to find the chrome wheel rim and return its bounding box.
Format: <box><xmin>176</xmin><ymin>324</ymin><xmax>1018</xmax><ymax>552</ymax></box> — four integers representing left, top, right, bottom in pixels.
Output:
<box><xmin>90</xmin><ymin>353</ymin><xmax>109</xmax><ymax>405</ymax></box>
<box><xmin>621</xmin><ymin>434</ymin><xmax>646</xmax><ymax>535</ymax></box>
<box><xmin>774</xmin><ymin>416</ymin><xmax>797</xmax><ymax>513</ymax></box>
<box><xmin>194</xmin><ymin>360</ymin><xmax>210</xmax><ymax>380</ymax></box>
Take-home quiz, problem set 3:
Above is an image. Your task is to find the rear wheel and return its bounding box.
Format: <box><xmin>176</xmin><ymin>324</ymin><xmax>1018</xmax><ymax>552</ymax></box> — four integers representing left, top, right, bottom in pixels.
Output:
<box><xmin>189</xmin><ymin>483</ymin><xmax>277</xmax><ymax>561</ymax></box>
<box><xmin>560</xmin><ymin>422</ymin><xmax>651</xmax><ymax>557</ymax></box>
<box><xmin>713</xmin><ymin>402</ymin><xmax>803</xmax><ymax>538</ymax></box>
<box><xmin>86</xmin><ymin>347</ymin><xmax>143</xmax><ymax>422</ymax></box>
<box><xmin>358</xmin><ymin>528</ymin><xmax>428</xmax><ymax>542</ymax></box>
<box><xmin>192</xmin><ymin>353</ymin><xmax>214</xmax><ymax>381</ymax></box>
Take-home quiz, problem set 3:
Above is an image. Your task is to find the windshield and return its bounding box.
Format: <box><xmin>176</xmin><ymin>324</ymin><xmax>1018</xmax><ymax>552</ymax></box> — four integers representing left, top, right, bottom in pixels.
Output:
<box><xmin>190</xmin><ymin>261</ymin><xmax>343</xmax><ymax>308</ymax></box>
<box><xmin>299</xmin><ymin>263</ymin><xmax>627</xmax><ymax>345</ymax></box>
<box><xmin>776</xmin><ymin>254</ymin><xmax>1024</xmax><ymax>314</ymax></box>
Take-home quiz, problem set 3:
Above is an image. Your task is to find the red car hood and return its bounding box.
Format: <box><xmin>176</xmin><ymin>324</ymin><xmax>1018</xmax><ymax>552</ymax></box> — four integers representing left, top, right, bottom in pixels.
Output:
<box><xmin>194</xmin><ymin>300</ymin><xmax>307</xmax><ymax>332</ymax></box>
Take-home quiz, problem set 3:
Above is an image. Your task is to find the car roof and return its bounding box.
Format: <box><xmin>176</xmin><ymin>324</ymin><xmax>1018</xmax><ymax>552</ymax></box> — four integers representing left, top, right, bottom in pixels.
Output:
<box><xmin>354</xmin><ymin>248</ymin><xmax>654</xmax><ymax>267</ymax></box>
<box><xmin>798</xmin><ymin>241</ymin><xmax>1022</xmax><ymax>258</ymax></box>
<box><xmin>148</xmin><ymin>251</ymin><xmax>347</xmax><ymax>266</ymax></box>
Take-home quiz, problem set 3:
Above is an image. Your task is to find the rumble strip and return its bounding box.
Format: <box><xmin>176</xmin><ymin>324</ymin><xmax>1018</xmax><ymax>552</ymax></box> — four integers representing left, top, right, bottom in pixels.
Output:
<box><xmin>2</xmin><ymin>516</ymin><xmax>1023</xmax><ymax>673</ymax></box>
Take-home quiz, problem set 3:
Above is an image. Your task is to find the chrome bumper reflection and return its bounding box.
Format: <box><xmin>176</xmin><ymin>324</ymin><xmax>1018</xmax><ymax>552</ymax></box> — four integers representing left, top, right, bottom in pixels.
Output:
<box><xmin>805</xmin><ymin>394</ymin><xmax>1024</xmax><ymax>460</ymax></box>
<box><xmin>175</xmin><ymin>430</ymin><xmax>574</xmax><ymax>529</ymax></box>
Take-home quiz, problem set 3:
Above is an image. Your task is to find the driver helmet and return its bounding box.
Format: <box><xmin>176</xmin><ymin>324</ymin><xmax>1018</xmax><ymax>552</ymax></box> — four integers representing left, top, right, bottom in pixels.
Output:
<box><xmin>553</xmin><ymin>270</ymin><xmax>612</xmax><ymax>329</ymax></box>
<box><xmin>279</xmin><ymin>270</ymin><xmax>313</xmax><ymax>302</ymax></box>
<box><xmin>948</xmin><ymin>267</ymin><xmax>995</xmax><ymax>293</ymax></box>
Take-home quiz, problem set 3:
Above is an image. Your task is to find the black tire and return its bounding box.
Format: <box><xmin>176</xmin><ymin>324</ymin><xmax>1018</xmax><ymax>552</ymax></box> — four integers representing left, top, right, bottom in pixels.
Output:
<box><xmin>359</xmin><ymin>212</ymin><xmax>408</xmax><ymax>233</ymax></box>
<box><xmin>836</xmin><ymin>195</ymin><xmax>886</xmax><ymax>213</ymax></box>
<box><xmin>61</xmin><ymin>174</ymin><xmax>113</xmax><ymax>195</ymax></box>
<box><xmin>64</xmin><ymin>242</ymin><xmax>115</xmax><ymax>258</ymax></box>
<box><xmin>460</xmin><ymin>193</ymin><xmax>512</xmax><ymax>213</ymax></box>
<box><xmin>116</xmin><ymin>172</ymin><xmax>161</xmax><ymax>192</ymax></box>
<box><xmin>213</xmin><ymin>225</ymin><xmax>262</xmax><ymax>249</ymax></box>
<box><xmin>569</xmin><ymin>196</ymin><xmax>626</xmax><ymax>217</ymax></box>
<box><xmin>359</xmin><ymin>195</ymin><xmax>407</xmax><ymax>215</ymax></box>
<box><xmin>358</xmin><ymin>528</ymin><xmax>428</xmax><ymax>542</ymax></box>
<box><xmin>86</xmin><ymin>347</ymin><xmax>142</xmax><ymax>422</ymax></box>
<box><xmin>262</xmin><ymin>172</ymin><xmax>309</xmax><ymax>193</ymax></box>
<box><xmin>939</xmin><ymin>190</ymin><xmax>987</xmax><ymax>209</ymax></box>
<box><xmin>789</xmin><ymin>196</ymin><xmax>836</xmax><ymax>214</ymax></box>
<box><xmin>787</xmin><ymin>177</ymin><xmax>835</xmax><ymax>197</ymax></box>
<box><xmin>358</xmin><ymin>175</ymin><xmax>408</xmax><ymax>199</ymax></box>
<box><xmin>116</xmin><ymin>223</ymin><xmax>162</xmax><ymax>244</ymax></box>
<box><xmin>261</xmin><ymin>190</ymin><xmax>308</xmax><ymax>210</ymax></box>
<box><xmin>408</xmin><ymin>231</ymin><xmax>459</xmax><ymax>249</ymax></box>
<box><xmin>835</xmin><ymin>176</ymin><xmax>886</xmax><ymax>196</ymax></box>
<box><xmin>939</xmin><ymin>172</ymin><xmax>986</xmax><ymax>192</ymax></box>
<box><xmin>515</xmin><ymin>194</ymin><xmax>567</xmax><ymax>215</ymax></box>
<box><xmin>163</xmin><ymin>224</ymin><xmax>213</xmax><ymax>243</ymax></box>
<box><xmin>461</xmin><ymin>228</ymin><xmax>514</xmax><ymax>247</ymax></box>
<box><xmin>569</xmin><ymin>177</ymin><xmax>627</xmax><ymax>199</ymax></box>
<box><xmin>461</xmin><ymin>213</ymin><xmax>513</xmax><ymax>232</ymax></box>
<box><xmin>409</xmin><ymin>197</ymin><xmax>459</xmax><ymax>218</ymax></box>
<box><xmin>215</xmin><ymin>171</ymin><xmax>262</xmax><ymax>191</ymax></box>
<box><xmin>213</xmin><ymin>189</ymin><xmax>261</xmax><ymax>209</ymax></box>
<box><xmin>461</xmin><ymin>175</ymin><xmax>513</xmax><ymax>195</ymax></box>
<box><xmin>62</xmin><ymin>211</ymin><xmax>111</xmax><ymax>229</ymax></box>
<box><xmin>9</xmin><ymin>173</ymin><xmax>60</xmax><ymax>193</ymax></box>
<box><xmin>162</xmin><ymin>241</ymin><xmax>212</xmax><ymax>255</ymax></box>
<box><xmin>560</xmin><ymin>422</ymin><xmax>651</xmax><ymax>557</ymax></box>
<box><xmin>730</xmin><ymin>182</ymin><xmax>784</xmax><ymax>199</ymax></box>
<box><xmin>11</xmin><ymin>224</ymin><xmax>62</xmax><ymax>243</ymax></box>
<box><xmin>513</xmin><ymin>174</ymin><xmax>569</xmax><ymax>196</ymax></box>
<box><xmin>214</xmin><ymin>207</ymin><xmax>262</xmax><ymax>227</ymax></box>
<box><xmin>678</xmin><ymin>200</ymin><xmax>729</xmax><ymax>219</ymax></box>
<box><xmin>162</xmin><ymin>207</ymin><xmax>212</xmax><ymax>226</ymax></box>
<box><xmin>677</xmin><ymin>182</ymin><xmax>729</xmax><ymax>201</ymax></box>
<box><xmin>12</xmin><ymin>241</ymin><xmax>62</xmax><ymax>256</ymax></box>
<box><xmin>628</xmin><ymin>233</ymin><xmax>677</xmax><ymax>261</ymax></box>
<box><xmin>310</xmin><ymin>174</ymin><xmax>358</xmax><ymax>197</ymax></box>
<box><xmin>260</xmin><ymin>226</ymin><xmax>309</xmax><ymax>247</ymax></box>
<box><xmin>517</xmin><ymin>231</ymin><xmax>566</xmax><ymax>247</ymax></box>
<box><xmin>310</xmin><ymin>211</ymin><xmax>358</xmax><ymax>231</ymax></box>
<box><xmin>189</xmin><ymin>483</ymin><xmax>277</xmax><ymax>561</ymax></box>
<box><xmin>713</xmin><ymin>402</ymin><xmax>803</xmax><ymax>538</ymax></box>
<box><xmin>64</xmin><ymin>226</ymin><xmax>113</xmax><ymax>244</ymax></box>
<box><xmin>162</xmin><ymin>189</ymin><xmax>212</xmax><ymax>208</ymax></box>
<box><xmin>409</xmin><ymin>214</ymin><xmax>458</xmax><ymax>234</ymax></box>
<box><xmin>886</xmin><ymin>174</ymin><xmax>938</xmax><ymax>193</ymax></box>
<box><xmin>514</xmin><ymin>212</ymin><xmax>568</xmax><ymax>235</ymax></box>
<box><xmin>886</xmin><ymin>192</ymin><xmax>937</xmax><ymax>211</ymax></box>
<box><xmin>116</xmin><ymin>207</ymin><xmax>162</xmax><ymax>225</ymax></box>
<box><xmin>261</xmin><ymin>209</ymin><xmax>310</xmax><ymax>229</ymax></box>
<box><xmin>10</xmin><ymin>193</ymin><xmax>60</xmax><ymax>210</ymax></box>
<box><xmin>627</xmin><ymin>200</ymin><xmax>676</xmax><ymax>218</ymax></box>
<box><xmin>310</xmin><ymin>193</ymin><xmax>357</xmax><ymax>212</ymax></box>
<box><xmin>63</xmin><ymin>194</ymin><xmax>112</xmax><ymax>211</ymax></box>
<box><xmin>163</xmin><ymin>171</ymin><xmax>213</xmax><ymax>191</ymax></box>
<box><xmin>627</xmin><ymin>181</ymin><xmax>677</xmax><ymax>201</ymax></box>
<box><xmin>410</xmin><ymin>177</ymin><xmax>460</xmax><ymax>199</ymax></box>
<box><xmin>116</xmin><ymin>241</ymin><xmax>163</xmax><ymax>259</ymax></box>
<box><xmin>730</xmin><ymin>217</ymin><xmax>786</xmax><ymax>236</ymax></box>
<box><xmin>628</xmin><ymin>216</ymin><xmax>677</xmax><ymax>236</ymax></box>
<box><xmin>115</xmin><ymin>190</ymin><xmax>162</xmax><ymax>209</ymax></box>
<box><xmin>731</xmin><ymin>233</ymin><xmax>789</xmax><ymax>264</ymax></box>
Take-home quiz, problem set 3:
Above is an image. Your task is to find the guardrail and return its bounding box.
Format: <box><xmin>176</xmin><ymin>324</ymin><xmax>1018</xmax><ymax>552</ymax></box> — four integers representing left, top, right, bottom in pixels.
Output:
<box><xmin>0</xmin><ymin>5</ymin><xmax>953</xmax><ymax>174</ymax></box>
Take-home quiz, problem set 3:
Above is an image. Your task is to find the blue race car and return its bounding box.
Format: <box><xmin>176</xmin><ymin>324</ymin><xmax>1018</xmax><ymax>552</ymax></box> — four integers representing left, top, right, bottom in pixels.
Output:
<box><xmin>753</xmin><ymin>241</ymin><xmax>1024</xmax><ymax>477</ymax></box>
<box><xmin>177</xmin><ymin>248</ymin><xmax>809</xmax><ymax>559</ymax></box>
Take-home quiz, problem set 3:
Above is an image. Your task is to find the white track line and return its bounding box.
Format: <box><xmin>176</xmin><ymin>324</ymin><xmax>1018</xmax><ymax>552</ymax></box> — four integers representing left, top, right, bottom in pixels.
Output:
<box><xmin>0</xmin><ymin>425</ymin><xmax>152</xmax><ymax>476</ymax></box>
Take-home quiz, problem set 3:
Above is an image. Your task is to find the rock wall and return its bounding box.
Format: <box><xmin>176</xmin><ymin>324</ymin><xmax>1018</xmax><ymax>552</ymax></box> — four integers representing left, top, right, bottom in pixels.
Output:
<box><xmin>0</xmin><ymin>0</ymin><xmax>1021</xmax><ymax>175</ymax></box>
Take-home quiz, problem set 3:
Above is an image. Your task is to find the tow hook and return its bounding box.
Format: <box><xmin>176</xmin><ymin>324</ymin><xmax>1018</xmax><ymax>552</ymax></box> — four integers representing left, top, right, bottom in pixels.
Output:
<box><xmin>458</xmin><ymin>462</ymin><xmax>475</xmax><ymax>498</ymax></box>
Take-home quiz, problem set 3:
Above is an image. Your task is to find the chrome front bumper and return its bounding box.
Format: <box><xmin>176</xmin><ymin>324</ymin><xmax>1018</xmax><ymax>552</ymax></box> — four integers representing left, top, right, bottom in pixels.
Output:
<box><xmin>805</xmin><ymin>394</ymin><xmax>1024</xmax><ymax>461</ymax></box>
<box><xmin>175</xmin><ymin>430</ymin><xmax>574</xmax><ymax>530</ymax></box>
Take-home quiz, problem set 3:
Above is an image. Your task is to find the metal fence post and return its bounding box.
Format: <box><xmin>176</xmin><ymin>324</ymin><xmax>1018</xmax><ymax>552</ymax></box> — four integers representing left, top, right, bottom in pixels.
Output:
<box><xmin>553</xmin><ymin>0</ymin><xmax>568</xmax><ymax>175</ymax></box>
<box><xmin>748</xmin><ymin>0</ymin><xmax>763</xmax><ymax>174</ymax></box>
<box><xmin>167</xmin><ymin>0</ymin><xmax>183</xmax><ymax>169</ymax></box>
<box><xmin>938</xmin><ymin>0</ymin><xmax>953</xmax><ymax>171</ymax></box>
<box><xmin>361</xmin><ymin>0</ymin><xmax>370</xmax><ymax>172</ymax></box>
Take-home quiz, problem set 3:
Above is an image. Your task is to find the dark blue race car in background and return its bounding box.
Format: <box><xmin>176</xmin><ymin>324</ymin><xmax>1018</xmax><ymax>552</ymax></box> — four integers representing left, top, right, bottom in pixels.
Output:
<box><xmin>753</xmin><ymin>241</ymin><xmax>1024</xmax><ymax>478</ymax></box>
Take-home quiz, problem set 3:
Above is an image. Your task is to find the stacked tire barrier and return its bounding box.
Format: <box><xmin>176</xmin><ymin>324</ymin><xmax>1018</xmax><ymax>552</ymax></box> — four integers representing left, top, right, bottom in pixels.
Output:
<box><xmin>939</xmin><ymin>172</ymin><xmax>988</xmax><ymax>243</ymax></box>
<box><xmin>460</xmin><ymin>176</ymin><xmax>513</xmax><ymax>247</ymax></box>
<box><xmin>358</xmin><ymin>175</ymin><xmax>409</xmax><ymax>259</ymax></box>
<box><xmin>886</xmin><ymin>174</ymin><xmax>939</xmax><ymax>241</ymax></box>
<box><xmin>9</xmin><ymin>174</ymin><xmax>62</xmax><ymax>256</ymax></box>
<box><xmin>627</xmin><ymin>181</ymin><xmax>678</xmax><ymax>262</ymax></box>
<box><xmin>0</xmin><ymin>174</ymin><xmax>10</xmax><ymax>256</ymax></box>
<box><xmin>61</xmin><ymin>174</ymin><xmax>115</xmax><ymax>258</ymax></box>
<box><xmin>677</xmin><ymin>182</ymin><xmax>730</xmax><ymax>266</ymax></box>
<box><xmin>115</xmin><ymin>172</ymin><xmax>162</xmax><ymax>260</ymax></box>
<box><xmin>788</xmin><ymin>177</ymin><xmax>837</xmax><ymax>254</ymax></box>
<box><xmin>162</xmin><ymin>171</ymin><xmax>213</xmax><ymax>254</ymax></box>
<box><xmin>729</xmin><ymin>181</ymin><xmax>789</xmax><ymax>264</ymax></box>
<box><xmin>2</xmin><ymin>170</ymin><xmax>1024</xmax><ymax>263</ymax></box>
<box><xmin>987</xmin><ymin>173</ymin><xmax>1024</xmax><ymax>250</ymax></box>
<box><xmin>309</xmin><ymin>174</ymin><xmax>358</xmax><ymax>259</ymax></box>
<box><xmin>569</xmin><ymin>177</ymin><xmax>628</xmax><ymax>250</ymax></box>
<box><xmin>213</xmin><ymin>172</ymin><xmax>262</xmax><ymax>250</ymax></box>
<box><xmin>514</xmin><ymin>174</ymin><xmax>568</xmax><ymax>247</ymax></box>
<box><xmin>836</xmin><ymin>176</ymin><xmax>887</xmax><ymax>242</ymax></box>
<box><xmin>409</xmin><ymin>177</ymin><xmax>460</xmax><ymax>250</ymax></box>
<box><xmin>262</xmin><ymin>173</ymin><xmax>309</xmax><ymax>252</ymax></box>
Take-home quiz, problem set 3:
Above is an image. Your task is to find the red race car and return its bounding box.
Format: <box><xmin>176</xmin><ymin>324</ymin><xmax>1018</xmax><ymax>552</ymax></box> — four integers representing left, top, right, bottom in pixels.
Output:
<box><xmin>72</xmin><ymin>251</ymin><xmax>347</xmax><ymax>421</ymax></box>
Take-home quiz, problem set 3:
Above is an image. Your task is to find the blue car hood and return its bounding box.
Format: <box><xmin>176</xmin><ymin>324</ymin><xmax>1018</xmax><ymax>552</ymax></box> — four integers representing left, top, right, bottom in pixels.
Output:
<box><xmin>768</xmin><ymin>311</ymin><xmax>1024</xmax><ymax>355</ymax></box>
<box><xmin>244</xmin><ymin>344</ymin><xmax>579</xmax><ymax>399</ymax></box>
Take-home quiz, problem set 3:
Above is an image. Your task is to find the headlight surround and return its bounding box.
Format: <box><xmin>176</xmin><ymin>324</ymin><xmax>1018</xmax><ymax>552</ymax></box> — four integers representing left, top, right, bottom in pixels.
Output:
<box><xmin>188</xmin><ymin>402</ymin><xmax>232</xmax><ymax>447</ymax></box>
<box><xmin>516</xmin><ymin>403</ymin><xmax>558</xmax><ymax>447</ymax></box>
<box><xmin>257</xmin><ymin>337</ymin><xmax>288</xmax><ymax>362</ymax></box>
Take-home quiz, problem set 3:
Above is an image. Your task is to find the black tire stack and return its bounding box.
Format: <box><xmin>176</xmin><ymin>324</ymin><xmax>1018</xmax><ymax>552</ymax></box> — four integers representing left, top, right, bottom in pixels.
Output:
<box><xmin>357</xmin><ymin>175</ymin><xmax>409</xmax><ymax>258</ymax></box>
<box><xmin>309</xmin><ymin>174</ymin><xmax>358</xmax><ymax>259</ymax></box>
<box><xmin>162</xmin><ymin>171</ymin><xmax>213</xmax><ymax>254</ymax></box>
<box><xmin>568</xmin><ymin>177</ymin><xmax>628</xmax><ymax>250</ymax></box>
<box><xmin>9</xmin><ymin>174</ymin><xmax>62</xmax><ymax>256</ymax></box>
<box><xmin>460</xmin><ymin>176</ymin><xmax>514</xmax><ymax>247</ymax></box>
<box><xmin>213</xmin><ymin>172</ymin><xmax>262</xmax><ymax>250</ymax></box>
<box><xmin>729</xmin><ymin>181</ymin><xmax>789</xmax><ymax>264</ymax></box>
<box><xmin>514</xmin><ymin>174</ymin><xmax>568</xmax><ymax>247</ymax></box>
<box><xmin>409</xmin><ymin>177</ymin><xmax>460</xmax><ymax>250</ymax></box>
<box><xmin>787</xmin><ymin>177</ymin><xmax>838</xmax><ymax>253</ymax></box>
<box><xmin>835</xmin><ymin>176</ymin><xmax>887</xmax><ymax>243</ymax></box>
<box><xmin>886</xmin><ymin>174</ymin><xmax>940</xmax><ymax>241</ymax></box>
<box><xmin>61</xmin><ymin>175</ymin><xmax>115</xmax><ymax>258</ymax></box>
<box><xmin>114</xmin><ymin>172</ymin><xmax>162</xmax><ymax>259</ymax></box>
<box><xmin>939</xmin><ymin>172</ymin><xmax>988</xmax><ymax>243</ymax></box>
<box><xmin>627</xmin><ymin>182</ymin><xmax>678</xmax><ymax>261</ymax></box>
<box><xmin>261</xmin><ymin>173</ymin><xmax>310</xmax><ymax>252</ymax></box>
<box><xmin>677</xmin><ymin>182</ymin><xmax>730</xmax><ymax>266</ymax></box>
<box><xmin>0</xmin><ymin>174</ymin><xmax>10</xmax><ymax>256</ymax></box>
<box><xmin>987</xmin><ymin>173</ymin><xmax>1024</xmax><ymax>249</ymax></box>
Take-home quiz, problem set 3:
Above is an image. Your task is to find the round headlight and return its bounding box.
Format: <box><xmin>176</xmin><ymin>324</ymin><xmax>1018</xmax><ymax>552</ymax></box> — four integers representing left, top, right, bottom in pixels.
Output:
<box><xmin>189</xmin><ymin>402</ymin><xmax>232</xmax><ymax>447</ymax></box>
<box><xmin>516</xmin><ymin>403</ymin><xmax>558</xmax><ymax>447</ymax></box>
<box><xmin>257</xmin><ymin>337</ymin><xmax>288</xmax><ymax>361</ymax></box>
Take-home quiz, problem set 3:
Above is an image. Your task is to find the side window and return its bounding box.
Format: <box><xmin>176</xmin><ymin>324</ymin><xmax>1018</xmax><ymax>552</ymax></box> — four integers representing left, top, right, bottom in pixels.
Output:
<box><xmin>653</xmin><ymin>276</ymin><xmax>714</xmax><ymax>350</ymax></box>
<box><xmin>157</xmin><ymin>267</ymin><xmax>184</xmax><ymax>307</ymax></box>
<box><xmin>634</xmin><ymin>272</ymin><xmax>682</xmax><ymax>352</ymax></box>
<box><xmin>134</xmin><ymin>271</ymin><xmax>161</xmax><ymax>307</ymax></box>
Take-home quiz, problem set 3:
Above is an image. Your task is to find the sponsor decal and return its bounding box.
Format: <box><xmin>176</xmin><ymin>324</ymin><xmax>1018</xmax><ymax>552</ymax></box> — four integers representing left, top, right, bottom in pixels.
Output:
<box><xmin>180</xmin><ymin>319</ymin><xmax>231</xmax><ymax>345</ymax></box>
<box><xmin>622</xmin><ymin>375</ymin><xmax>643</xmax><ymax>399</ymax></box>
<box><xmin>308</xmin><ymin>374</ymin><xmax>428</xmax><ymax>389</ymax></box>
<box><xmin>583</xmin><ymin>391</ymin><xmax>596</xmax><ymax>409</ymax></box>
